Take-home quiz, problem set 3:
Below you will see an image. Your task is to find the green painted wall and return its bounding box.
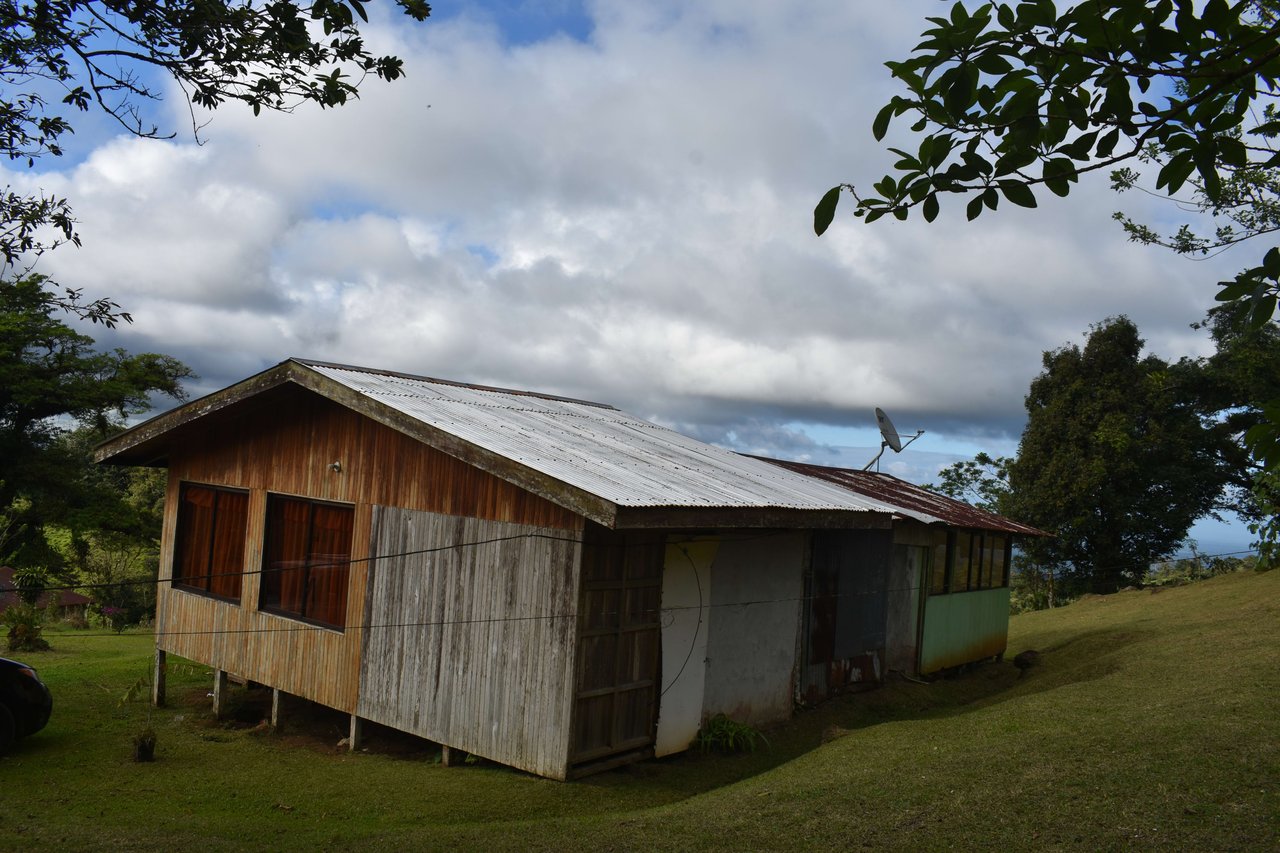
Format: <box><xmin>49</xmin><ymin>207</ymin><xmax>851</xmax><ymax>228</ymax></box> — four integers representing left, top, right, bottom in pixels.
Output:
<box><xmin>919</xmin><ymin>587</ymin><xmax>1010</xmax><ymax>674</ymax></box>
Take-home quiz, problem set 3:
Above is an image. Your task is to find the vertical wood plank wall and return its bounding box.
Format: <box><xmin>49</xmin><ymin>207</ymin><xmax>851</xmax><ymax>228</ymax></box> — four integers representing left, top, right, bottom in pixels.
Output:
<box><xmin>155</xmin><ymin>388</ymin><xmax>581</xmax><ymax>716</ymax></box>
<box><xmin>358</xmin><ymin>506</ymin><xmax>583</xmax><ymax>780</ymax></box>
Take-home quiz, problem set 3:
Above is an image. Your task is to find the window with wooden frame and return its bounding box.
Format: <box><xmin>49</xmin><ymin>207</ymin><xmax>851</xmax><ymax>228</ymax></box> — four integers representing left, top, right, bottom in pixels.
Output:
<box><xmin>928</xmin><ymin>527</ymin><xmax>949</xmax><ymax>594</ymax></box>
<box><xmin>928</xmin><ymin>529</ymin><xmax>1013</xmax><ymax>595</ymax></box>
<box><xmin>259</xmin><ymin>494</ymin><xmax>354</xmax><ymax>629</ymax></box>
<box><xmin>173</xmin><ymin>483</ymin><xmax>250</xmax><ymax>601</ymax></box>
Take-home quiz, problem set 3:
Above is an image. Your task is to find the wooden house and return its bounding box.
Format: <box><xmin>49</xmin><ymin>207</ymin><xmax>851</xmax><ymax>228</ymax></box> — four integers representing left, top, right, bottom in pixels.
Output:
<box><xmin>0</xmin><ymin>566</ymin><xmax>92</xmax><ymax>619</ymax></box>
<box><xmin>96</xmin><ymin>359</ymin><xmax>1042</xmax><ymax>779</ymax></box>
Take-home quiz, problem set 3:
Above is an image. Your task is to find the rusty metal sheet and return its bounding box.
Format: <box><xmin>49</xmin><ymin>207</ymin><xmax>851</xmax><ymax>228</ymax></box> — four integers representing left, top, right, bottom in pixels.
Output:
<box><xmin>750</xmin><ymin>456</ymin><xmax>1049</xmax><ymax>536</ymax></box>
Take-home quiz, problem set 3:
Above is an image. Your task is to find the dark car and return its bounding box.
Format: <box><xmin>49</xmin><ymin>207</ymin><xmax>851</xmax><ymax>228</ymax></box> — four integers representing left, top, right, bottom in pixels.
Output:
<box><xmin>0</xmin><ymin>657</ymin><xmax>52</xmax><ymax>753</ymax></box>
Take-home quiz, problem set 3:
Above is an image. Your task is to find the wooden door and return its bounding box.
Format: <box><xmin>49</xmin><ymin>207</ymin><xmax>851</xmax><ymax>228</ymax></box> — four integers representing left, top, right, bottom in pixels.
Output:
<box><xmin>570</xmin><ymin>526</ymin><xmax>663</xmax><ymax>769</ymax></box>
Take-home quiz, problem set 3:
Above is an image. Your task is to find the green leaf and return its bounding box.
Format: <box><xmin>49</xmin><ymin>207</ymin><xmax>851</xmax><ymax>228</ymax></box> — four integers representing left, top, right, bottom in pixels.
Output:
<box><xmin>998</xmin><ymin>180</ymin><xmax>1037</xmax><ymax>208</ymax></box>
<box><xmin>923</xmin><ymin>193</ymin><xmax>940</xmax><ymax>222</ymax></box>
<box><xmin>1193</xmin><ymin>143</ymin><xmax>1222</xmax><ymax>201</ymax></box>
<box><xmin>966</xmin><ymin>194</ymin><xmax>985</xmax><ymax>221</ymax></box>
<box><xmin>1264</xmin><ymin>248</ymin><xmax>1280</xmax><ymax>278</ymax></box>
<box><xmin>975</xmin><ymin>51</ymin><xmax>1014</xmax><ymax>75</ymax></box>
<box><xmin>1155</xmin><ymin>153</ymin><xmax>1196</xmax><ymax>195</ymax></box>
<box><xmin>813</xmin><ymin>186</ymin><xmax>842</xmax><ymax>236</ymax></box>
<box><xmin>872</xmin><ymin>101</ymin><xmax>896</xmax><ymax>141</ymax></box>
<box><xmin>1096</xmin><ymin>128</ymin><xmax>1120</xmax><ymax>158</ymax></box>
<box><xmin>1253</xmin><ymin>295</ymin><xmax>1278</xmax><ymax>329</ymax></box>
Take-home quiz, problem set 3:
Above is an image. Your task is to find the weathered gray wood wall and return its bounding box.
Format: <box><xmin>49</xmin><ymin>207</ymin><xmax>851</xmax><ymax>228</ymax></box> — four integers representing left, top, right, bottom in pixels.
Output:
<box><xmin>357</xmin><ymin>506</ymin><xmax>583</xmax><ymax>780</ymax></box>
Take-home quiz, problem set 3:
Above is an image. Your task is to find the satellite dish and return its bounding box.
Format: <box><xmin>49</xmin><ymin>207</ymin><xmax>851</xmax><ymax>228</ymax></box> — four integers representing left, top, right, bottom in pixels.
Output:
<box><xmin>863</xmin><ymin>407</ymin><xmax>924</xmax><ymax>471</ymax></box>
<box><xmin>875</xmin><ymin>407</ymin><xmax>903</xmax><ymax>453</ymax></box>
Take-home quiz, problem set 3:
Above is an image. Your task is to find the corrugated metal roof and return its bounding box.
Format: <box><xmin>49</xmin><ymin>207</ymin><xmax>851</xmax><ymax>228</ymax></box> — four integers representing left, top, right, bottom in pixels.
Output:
<box><xmin>748</xmin><ymin>455</ymin><xmax>1049</xmax><ymax>536</ymax></box>
<box><xmin>303</xmin><ymin>361</ymin><xmax>904</xmax><ymax>514</ymax></box>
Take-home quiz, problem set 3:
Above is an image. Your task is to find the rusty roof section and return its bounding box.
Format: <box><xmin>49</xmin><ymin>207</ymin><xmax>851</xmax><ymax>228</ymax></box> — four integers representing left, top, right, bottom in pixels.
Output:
<box><xmin>747</xmin><ymin>456</ymin><xmax>1050</xmax><ymax>536</ymax></box>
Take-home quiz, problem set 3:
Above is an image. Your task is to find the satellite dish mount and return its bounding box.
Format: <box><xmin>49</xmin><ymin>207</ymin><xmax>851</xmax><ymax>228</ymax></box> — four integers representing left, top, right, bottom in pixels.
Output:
<box><xmin>863</xmin><ymin>407</ymin><xmax>924</xmax><ymax>471</ymax></box>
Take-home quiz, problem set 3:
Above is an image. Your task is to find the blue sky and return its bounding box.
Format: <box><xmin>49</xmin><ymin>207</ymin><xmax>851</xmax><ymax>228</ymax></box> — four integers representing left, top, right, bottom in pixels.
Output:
<box><xmin>7</xmin><ymin>1</ymin><xmax>1261</xmax><ymax>559</ymax></box>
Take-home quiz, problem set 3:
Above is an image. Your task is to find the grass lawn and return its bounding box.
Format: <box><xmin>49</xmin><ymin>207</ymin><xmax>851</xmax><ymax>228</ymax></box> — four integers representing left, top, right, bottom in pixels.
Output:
<box><xmin>1</xmin><ymin>570</ymin><xmax>1277</xmax><ymax>851</ymax></box>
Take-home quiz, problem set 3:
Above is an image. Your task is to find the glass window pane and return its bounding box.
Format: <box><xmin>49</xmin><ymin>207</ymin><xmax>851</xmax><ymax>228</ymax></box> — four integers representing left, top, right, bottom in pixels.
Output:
<box><xmin>261</xmin><ymin>496</ymin><xmax>352</xmax><ymax>628</ymax></box>
<box><xmin>929</xmin><ymin>528</ymin><xmax>948</xmax><ymax>594</ymax></box>
<box><xmin>208</xmin><ymin>490</ymin><xmax>248</xmax><ymax>599</ymax></box>
<box><xmin>991</xmin><ymin>535</ymin><xmax>1008</xmax><ymax>587</ymax></box>
<box><xmin>174</xmin><ymin>484</ymin><xmax>247</xmax><ymax>602</ymax></box>
<box><xmin>952</xmin><ymin>532</ymin><xmax>972</xmax><ymax>592</ymax></box>
<box><xmin>979</xmin><ymin>534</ymin><xmax>996</xmax><ymax>589</ymax></box>
<box><xmin>175</xmin><ymin>486</ymin><xmax>216</xmax><ymax>591</ymax></box>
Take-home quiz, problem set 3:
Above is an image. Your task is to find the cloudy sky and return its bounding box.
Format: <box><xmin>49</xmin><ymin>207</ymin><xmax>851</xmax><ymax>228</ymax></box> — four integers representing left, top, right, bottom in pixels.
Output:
<box><xmin>8</xmin><ymin>1</ymin><xmax>1254</xmax><ymax>552</ymax></box>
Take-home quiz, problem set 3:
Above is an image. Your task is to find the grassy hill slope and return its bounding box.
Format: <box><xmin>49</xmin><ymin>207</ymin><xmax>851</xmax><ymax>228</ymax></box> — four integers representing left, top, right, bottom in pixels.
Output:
<box><xmin>3</xmin><ymin>570</ymin><xmax>1276</xmax><ymax>851</ymax></box>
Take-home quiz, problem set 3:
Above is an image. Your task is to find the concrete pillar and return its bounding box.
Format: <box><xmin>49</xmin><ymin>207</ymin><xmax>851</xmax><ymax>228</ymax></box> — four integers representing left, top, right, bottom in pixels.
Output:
<box><xmin>441</xmin><ymin>745</ymin><xmax>468</xmax><ymax>767</ymax></box>
<box><xmin>212</xmin><ymin>669</ymin><xmax>228</xmax><ymax>719</ymax></box>
<box><xmin>152</xmin><ymin>648</ymin><xmax>167</xmax><ymax>708</ymax></box>
<box><xmin>348</xmin><ymin>715</ymin><xmax>363</xmax><ymax>751</ymax></box>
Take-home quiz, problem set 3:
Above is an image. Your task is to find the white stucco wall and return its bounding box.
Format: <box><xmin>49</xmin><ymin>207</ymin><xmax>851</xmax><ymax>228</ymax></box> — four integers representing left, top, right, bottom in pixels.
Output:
<box><xmin>654</xmin><ymin>539</ymin><xmax>718</xmax><ymax>757</ymax></box>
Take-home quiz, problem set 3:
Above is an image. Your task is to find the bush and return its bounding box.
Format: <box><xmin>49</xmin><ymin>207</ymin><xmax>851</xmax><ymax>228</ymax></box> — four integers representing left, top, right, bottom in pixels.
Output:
<box><xmin>695</xmin><ymin>714</ymin><xmax>768</xmax><ymax>754</ymax></box>
<box><xmin>4</xmin><ymin>602</ymin><xmax>51</xmax><ymax>652</ymax></box>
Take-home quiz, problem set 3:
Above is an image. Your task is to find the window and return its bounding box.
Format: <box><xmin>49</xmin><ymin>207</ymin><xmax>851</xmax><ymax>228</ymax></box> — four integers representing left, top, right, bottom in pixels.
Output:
<box><xmin>952</xmin><ymin>531</ymin><xmax>973</xmax><ymax>593</ymax></box>
<box><xmin>928</xmin><ymin>528</ymin><xmax>949</xmax><ymax>594</ymax></box>
<box><xmin>928</xmin><ymin>529</ymin><xmax>1013</xmax><ymax>595</ymax></box>
<box><xmin>173</xmin><ymin>483</ymin><xmax>249</xmax><ymax>601</ymax></box>
<box><xmin>260</xmin><ymin>495</ymin><xmax>354</xmax><ymax>629</ymax></box>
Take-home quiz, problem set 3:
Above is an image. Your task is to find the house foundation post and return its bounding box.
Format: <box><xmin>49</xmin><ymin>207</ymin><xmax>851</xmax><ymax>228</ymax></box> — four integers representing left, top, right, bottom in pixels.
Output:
<box><xmin>212</xmin><ymin>669</ymin><xmax>228</xmax><ymax>719</ymax></box>
<box><xmin>152</xmin><ymin>648</ymin><xmax>167</xmax><ymax>707</ymax></box>
<box><xmin>441</xmin><ymin>745</ymin><xmax>468</xmax><ymax>767</ymax></box>
<box><xmin>270</xmin><ymin>688</ymin><xmax>283</xmax><ymax>731</ymax></box>
<box><xmin>348</xmin><ymin>715</ymin><xmax>363</xmax><ymax>751</ymax></box>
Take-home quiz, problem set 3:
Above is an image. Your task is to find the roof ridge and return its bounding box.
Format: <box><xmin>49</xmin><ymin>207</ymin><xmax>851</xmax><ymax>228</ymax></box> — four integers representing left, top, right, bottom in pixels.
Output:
<box><xmin>292</xmin><ymin>358</ymin><xmax>618</xmax><ymax>411</ymax></box>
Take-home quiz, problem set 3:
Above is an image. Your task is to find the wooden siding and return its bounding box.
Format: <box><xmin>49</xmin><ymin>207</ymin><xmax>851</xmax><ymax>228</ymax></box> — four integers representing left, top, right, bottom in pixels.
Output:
<box><xmin>356</xmin><ymin>506</ymin><xmax>583</xmax><ymax>780</ymax></box>
<box><xmin>155</xmin><ymin>388</ymin><xmax>581</xmax><ymax>716</ymax></box>
<box><xmin>155</xmin><ymin>481</ymin><xmax>370</xmax><ymax>712</ymax></box>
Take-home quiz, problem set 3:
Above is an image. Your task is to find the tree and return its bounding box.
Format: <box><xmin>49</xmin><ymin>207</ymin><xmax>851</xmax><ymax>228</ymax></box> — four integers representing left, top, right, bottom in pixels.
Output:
<box><xmin>814</xmin><ymin>0</ymin><xmax>1279</xmax><ymax>320</ymax></box>
<box><xmin>814</xmin><ymin>0</ymin><xmax>1280</xmax><ymax>558</ymax></box>
<box><xmin>1005</xmin><ymin>317</ymin><xmax>1227</xmax><ymax>593</ymax></box>
<box><xmin>2</xmin><ymin>0</ymin><xmax>433</xmax><ymax>323</ymax></box>
<box><xmin>0</xmin><ymin>275</ymin><xmax>191</xmax><ymax>565</ymax></box>
<box><xmin>1176</xmin><ymin>301</ymin><xmax>1280</xmax><ymax>519</ymax></box>
<box><xmin>48</xmin><ymin>427</ymin><xmax>168</xmax><ymax>629</ymax></box>
<box><xmin>926</xmin><ymin>451</ymin><xmax>1012</xmax><ymax>511</ymax></box>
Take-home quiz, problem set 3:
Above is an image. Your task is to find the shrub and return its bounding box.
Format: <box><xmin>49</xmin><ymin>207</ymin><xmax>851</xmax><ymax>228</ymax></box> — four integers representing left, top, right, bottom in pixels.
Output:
<box><xmin>5</xmin><ymin>602</ymin><xmax>51</xmax><ymax>652</ymax></box>
<box><xmin>695</xmin><ymin>714</ymin><xmax>768</xmax><ymax>754</ymax></box>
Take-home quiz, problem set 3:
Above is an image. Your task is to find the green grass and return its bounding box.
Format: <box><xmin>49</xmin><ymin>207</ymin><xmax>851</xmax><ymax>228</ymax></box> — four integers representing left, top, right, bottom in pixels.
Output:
<box><xmin>2</xmin><ymin>570</ymin><xmax>1277</xmax><ymax>851</ymax></box>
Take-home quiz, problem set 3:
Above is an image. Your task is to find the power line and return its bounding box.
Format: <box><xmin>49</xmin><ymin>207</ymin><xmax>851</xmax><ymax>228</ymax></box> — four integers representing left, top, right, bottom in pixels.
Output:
<box><xmin>9</xmin><ymin>528</ymin><xmax>1263</xmax><ymax>643</ymax></box>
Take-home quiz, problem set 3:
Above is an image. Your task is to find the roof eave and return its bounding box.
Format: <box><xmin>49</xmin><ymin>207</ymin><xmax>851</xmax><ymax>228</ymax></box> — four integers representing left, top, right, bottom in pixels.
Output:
<box><xmin>614</xmin><ymin>505</ymin><xmax>892</xmax><ymax>530</ymax></box>
<box><xmin>93</xmin><ymin>359</ymin><xmax>304</xmax><ymax>467</ymax></box>
<box><xmin>95</xmin><ymin>359</ymin><xmax>622</xmax><ymax>528</ymax></box>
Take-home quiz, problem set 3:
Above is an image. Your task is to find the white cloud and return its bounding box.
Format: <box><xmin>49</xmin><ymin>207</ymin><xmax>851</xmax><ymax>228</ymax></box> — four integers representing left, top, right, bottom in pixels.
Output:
<box><xmin>13</xmin><ymin>0</ymin><xmax>1249</xmax><ymax>475</ymax></box>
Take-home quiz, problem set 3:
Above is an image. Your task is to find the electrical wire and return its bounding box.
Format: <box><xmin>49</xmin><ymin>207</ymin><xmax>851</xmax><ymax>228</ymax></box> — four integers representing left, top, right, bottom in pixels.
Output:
<box><xmin>8</xmin><ymin>527</ymin><xmax>1264</xmax><ymax>642</ymax></box>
